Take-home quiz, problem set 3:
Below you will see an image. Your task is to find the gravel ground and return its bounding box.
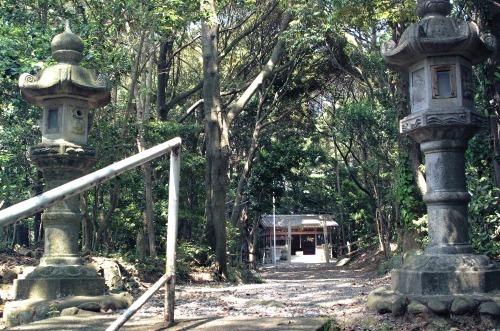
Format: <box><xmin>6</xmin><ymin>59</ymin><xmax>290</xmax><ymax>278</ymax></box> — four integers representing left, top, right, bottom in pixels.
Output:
<box><xmin>130</xmin><ymin>262</ymin><xmax>490</xmax><ymax>330</ymax></box>
<box><xmin>131</xmin><ymin>262</ymin><xmax>391</xmax><ymax>327</ymax></box>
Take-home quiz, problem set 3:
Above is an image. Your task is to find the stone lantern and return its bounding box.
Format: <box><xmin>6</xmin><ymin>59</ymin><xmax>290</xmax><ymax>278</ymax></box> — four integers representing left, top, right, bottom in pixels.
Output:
<box><xmin>382</xmin><ymin>0</ymin><xmax>500</xmax><ymax>298</ymax></box>
<box><xmin>13</xmin><ymin>22</ymin><xmax>108</xmax><ymax>301</ymax></box>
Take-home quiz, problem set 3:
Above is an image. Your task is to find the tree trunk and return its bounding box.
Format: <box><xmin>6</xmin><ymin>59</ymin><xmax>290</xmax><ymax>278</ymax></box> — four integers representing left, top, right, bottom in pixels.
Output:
<box><xmin>136</xmin><ymin>33</ymin><xmax>157</xmax><ymax>258</ymax></box>
<box><xmin>201</xmin><ymin>0</ymin><xmax>229</xmax><ymax>277</ymax></box>
<box><xmin>226</xmin><ymin>11</ymin><xmax>293</xmax><ymax>125</ymax></box>
<box><xmin>229</xmin><ymin>122</ymin><xmax>262</xmax><ymax>226</ymax></box>
<box><xmin>81</xmin><ymin>193</ymin><xmax>93</xmax><ymax>252</ymax></box>
<box><xmin>136</xmin><ymin>228</ymin><xmax>147</xmax><ymax>258</ymax></box>
<box><xmin>33</xmin><ymin>171</ymin><xmax>43</xmax><ymax>244</ymax></box>
<box><xmin>95</xmin><ymin>180</ymin><xmax>120</xmax><ymax>251</ymax></box>
<box><xmin>248</xmin><ymin>212</ymin><xmax>260</xmax><ymax>269</ymax></box>
<box><xmin>14</xmin><ymin>222</ymin><xmax>29</xmax><ymax>247</ymax></box>
<box><xmin>157</xmin><ymin>38</ymin><xmax>174</xmax><ymax>121</ymax></box>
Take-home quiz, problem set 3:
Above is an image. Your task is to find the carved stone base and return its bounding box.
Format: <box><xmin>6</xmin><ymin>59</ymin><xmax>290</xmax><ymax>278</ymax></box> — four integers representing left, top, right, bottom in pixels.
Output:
<box><xmin>13</xmin><ymin>265</ymin><xmax>106</xmax><ymax>300</ymax></box>
<box><xmin>3</xmin><ymin>292</ymin><xmax>133</xmax><ymax>327</ymax></box>
<box><xmin>392</xmin><ymin>253</ymin><xmax>500</xmax><ymax>295</ymax></box>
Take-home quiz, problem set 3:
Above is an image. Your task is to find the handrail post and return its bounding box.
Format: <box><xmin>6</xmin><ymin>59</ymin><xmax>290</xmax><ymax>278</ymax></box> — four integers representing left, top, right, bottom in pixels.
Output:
<box><xmin>164</xmin><ymin>146</ymin><xmax>180</xmax><ymax>326</ymax></box>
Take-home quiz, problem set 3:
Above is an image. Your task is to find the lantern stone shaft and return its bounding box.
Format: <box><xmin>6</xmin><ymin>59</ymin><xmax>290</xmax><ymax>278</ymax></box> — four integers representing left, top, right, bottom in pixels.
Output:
<box><xmin>14</xmin><ymin>22</ymin><xmax>109</xmax><ymax>300</ymax></box>
<box><xmin>382</xmin><ymin>0</ymin><xmax>500</xmax><ymax>296</ymax></box>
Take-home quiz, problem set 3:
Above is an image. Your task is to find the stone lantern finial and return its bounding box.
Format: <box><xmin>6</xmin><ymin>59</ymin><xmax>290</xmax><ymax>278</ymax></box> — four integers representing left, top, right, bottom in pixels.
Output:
<box><xmin>64</xmin><ymin>19</ymin><xmax>72</xmax><ymax>33</ymax></box>
<box><xmin>51</xmin><ymin>20</ymin><xmax>84</xmax><ymax>64</ymax></box>
<box><xmin>417</xmin><ymin>0</ymin><xmax>452</xmax><ymax>18</ymax></box>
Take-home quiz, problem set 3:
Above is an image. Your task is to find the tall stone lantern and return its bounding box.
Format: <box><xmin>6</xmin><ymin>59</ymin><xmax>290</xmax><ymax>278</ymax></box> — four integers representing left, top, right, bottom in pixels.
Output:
<box><xmin>14</xmin><ymin>22</ymin><xmax>108</xmax><ymax>300</ymax></box>
<box><xmin>382</xmin><ymin>0</ymin><xmax>500</xmax><ymax>298</ymax></box>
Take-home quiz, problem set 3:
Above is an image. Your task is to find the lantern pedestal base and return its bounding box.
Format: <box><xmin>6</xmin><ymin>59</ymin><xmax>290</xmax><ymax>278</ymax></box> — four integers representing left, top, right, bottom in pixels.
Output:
<box><xmin>392</xmin><ymin>253</ymin><xmax>500</xmax><ymax>296</ymax></box>
<box><xmin>12</xmin><ymin>265</ymin><xmax>106</xmax><ymax>301</ymax></box>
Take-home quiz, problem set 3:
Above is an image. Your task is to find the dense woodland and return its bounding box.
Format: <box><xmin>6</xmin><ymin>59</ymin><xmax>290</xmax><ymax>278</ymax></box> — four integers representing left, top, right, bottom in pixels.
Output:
<box><xmin>0</xmin><ymin>0</ymin><xmax>498</xmax><ymax>278</ymax></box>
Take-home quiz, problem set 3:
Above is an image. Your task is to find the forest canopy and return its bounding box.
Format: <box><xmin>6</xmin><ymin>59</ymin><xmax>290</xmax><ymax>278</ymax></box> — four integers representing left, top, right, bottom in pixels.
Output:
<box><xmin>0</xmin><ymin>0</ymin><xmax>498</xmax><ymax>277</ymax></box>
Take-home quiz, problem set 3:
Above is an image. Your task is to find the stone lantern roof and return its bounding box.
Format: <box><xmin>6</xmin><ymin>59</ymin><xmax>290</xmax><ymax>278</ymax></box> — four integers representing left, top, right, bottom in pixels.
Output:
<box><xmin>19</xmin><ymin>21</ymin><xmax>110</xmax><ymax>108</ymax></box>
<box><xmin>382</xmin><ymin>0</ymin><xmax>496</xmax><ymax>69</ymax></box>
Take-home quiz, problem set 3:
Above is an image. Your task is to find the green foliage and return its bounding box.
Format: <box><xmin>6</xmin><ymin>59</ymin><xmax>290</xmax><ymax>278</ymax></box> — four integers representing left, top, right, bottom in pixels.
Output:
<box><xmin>176</xmin><ymin>241</ymin><xmax>214</xmax><ymax>280</ymax></box>
<box><xmin>394</xmin><ymin>151</ymin><xmax>425</xmax><ymax>231</ymax></box>
<box><xmin>467</xmin><ymin>135</ymin><xmax>500</xmax><ymax>258</ymax></box>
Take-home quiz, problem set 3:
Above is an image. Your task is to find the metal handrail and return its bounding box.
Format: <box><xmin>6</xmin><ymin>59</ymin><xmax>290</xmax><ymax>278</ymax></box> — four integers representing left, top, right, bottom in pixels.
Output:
<box><xmin>0</xmin><ymin>136</ymin><xmax>182</xmax><ymax>330</ymax></box>
<box><xmin>0</xmin><ymin>137</ymin><xmax>181</xmax><ymax>226</ymax></box>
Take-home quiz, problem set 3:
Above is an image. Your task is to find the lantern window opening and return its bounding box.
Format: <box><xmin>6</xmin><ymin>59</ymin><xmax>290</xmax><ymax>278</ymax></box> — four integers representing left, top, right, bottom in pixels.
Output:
<box><xmin>47</xmin><ymin>108</ymin><xmax>59</xmax><ymax>132</ymax></box>
<box><xmin>432</xmin><ymin>64</ymin><xmax>456</xmax><ymax>99</ymax></box>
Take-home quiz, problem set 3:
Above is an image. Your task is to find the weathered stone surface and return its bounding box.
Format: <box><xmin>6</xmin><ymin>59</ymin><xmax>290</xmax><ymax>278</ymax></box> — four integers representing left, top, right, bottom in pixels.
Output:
<box><xmin>13</xmin><ymin>272</ymin><xmax>106</xmax><ymax>300</ymax></box>
<box><xmin>91</xmin><ymin>257</ymin><xmax>123</xmax><ymax>291</ymax></box>
<box><xmin>427</xmin><ymin>298</ymin><xmax>450</xmax><ymax>315</ymax></box>
<box><xmin>479</xmin><ymin>302</ymin><xmax>500</xmax><ymax>317</ymax></box>
<box><xmin>451</xmin><ymin>297</ymin><xmax>477</xmax><ymax>315</ymax></box>
<box><xmin>4</xmin><ymin>292</ymin><xmax>133</xmax><ymax>327</ymax></box>
<box><xmin>391</xmin><ymin>296</ymin><xmax>408</xmax><ymax>316</ymax></box>
<box><xmin>407</xmin><ymin>301</ymin><xmax>428</xmax><ymax>314</ymax></box>
<box><xmin>367</xmin><ymin>287</ymin><xmax>398</xmax><ymax>314</ymax></box>
<box><xmin>61</xmin><ymin>307</ymin><xmax>79</xmax><ymax>316</ymax></box>
<box><xmin>77</xmin><ymin>302</ymin><xmax>100</xmax><ymax>312</ymax></box>
<box><xmin>392</xmin><ymin>258</ymin><xmax>500</xmax><ymax>296</ymax></box>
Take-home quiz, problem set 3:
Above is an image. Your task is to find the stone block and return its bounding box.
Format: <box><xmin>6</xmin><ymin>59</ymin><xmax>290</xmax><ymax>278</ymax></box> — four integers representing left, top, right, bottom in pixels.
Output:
<box><xmin>408</xmin><ymin>301</ymin><xmax>428</xmax><ymax>314</ymax></box>
<box><xmin>77</xmin><ymin>302</ymin><xmax>100</xmax><ymax>312</ymax></box>
<box><xmin>391</xmin><ymin>296</ymin><xmax>408</xmax><ymax>316</ymax></box>
<box><xmin>13</xmin><ymin>265</ymin><xmax>106</xmax><ymax>300</ymax></box>
<box><xmin>427</xmin><ymin>298</ymin><xmax>450</xmax><ymax>315</ymax></box>
<box><xmin>479</xmin><ymin>302</ymin><xmax>500</xmax><ymax>317</ymax></box>
<box><xmin>14</xmin><ymin>277</ymin><xmax>106</xmax><ymax>300</ymax></box>
<box><xmin>392</xmin><ymin>254</ymin><xmax>500</xmax><ymax>296</ymax></box>
<box><xmin>451</xmin><ymin>297</ymin><xmax>477</xmax><ymax>315</ymax></box>
<box><xmin>367</xmin><ymin>287</ymin><xmax>399</xmax><ymax>314</ymax></box>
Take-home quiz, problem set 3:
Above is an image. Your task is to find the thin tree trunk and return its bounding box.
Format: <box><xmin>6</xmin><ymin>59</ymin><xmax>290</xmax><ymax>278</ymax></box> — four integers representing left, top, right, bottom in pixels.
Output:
<box><xmin>140</xmin><ymin>34</ymin><xmax>157</xmax><ymax>258</ymax></box>
<box><xmin>81</xmin><ymin>194</ymin><xmax>93</xmax><ymax>252</ymax></box>
<box><xmin>201</xmin><ymin>0</ymin><xmax>229</xmax><ymax>277</ymax></box>
<box><xmin>248</xmin><ymin>212</ymin><xmax>260</xmax><ymax>269</ymax></box>
<box><xmin>229</xmin><ymin>122</ymin><xmax>262</xmax><ymax>226</ymax></box>
<box><xmin>33</xmin><ymin>171</ymin><xmax>43</xmax><ymax>244</ymax></box>
<box><xmin>157</xmin><ymin>38</ymin><xmax>174</xmax><ymax>121</ymax></box>
<box><xmin>95</xmin><ymin>180</ymin><xmax>120</xmax><ymax>250</ymax></box>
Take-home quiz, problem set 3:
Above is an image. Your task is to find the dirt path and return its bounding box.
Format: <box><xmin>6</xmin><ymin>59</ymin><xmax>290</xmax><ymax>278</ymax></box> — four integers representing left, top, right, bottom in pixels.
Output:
<box><xmin>132</xmin><ymin>263</ymin><xmax>391</xmax><ymax>328</ymax></box>
<box><xmin>3</xmin><ymin>261</ymin><xmax>487</xmax><ymax>330</ymax></box>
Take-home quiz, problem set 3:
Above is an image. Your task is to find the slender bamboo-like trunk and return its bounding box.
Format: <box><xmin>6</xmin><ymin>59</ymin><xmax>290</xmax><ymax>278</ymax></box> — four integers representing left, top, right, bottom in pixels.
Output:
<box><xmin>136</xmin><ymin>34</ymin><xmax>157</xmax><ymax>257</ymax></box>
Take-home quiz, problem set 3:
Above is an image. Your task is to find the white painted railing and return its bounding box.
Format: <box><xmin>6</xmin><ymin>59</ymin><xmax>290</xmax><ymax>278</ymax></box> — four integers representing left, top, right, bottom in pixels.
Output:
<box><xmin>0</xmin><ymin>137</ymin><xmax>182</xmax><ymax>329</ymax></box>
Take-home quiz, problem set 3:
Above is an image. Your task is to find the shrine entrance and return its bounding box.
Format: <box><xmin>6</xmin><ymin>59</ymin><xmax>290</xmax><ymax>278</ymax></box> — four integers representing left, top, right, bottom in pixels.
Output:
<box><xmin>260</xmin><ymin>214</ymin><xmax>338</xmax><ymax>263</ymax></box>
